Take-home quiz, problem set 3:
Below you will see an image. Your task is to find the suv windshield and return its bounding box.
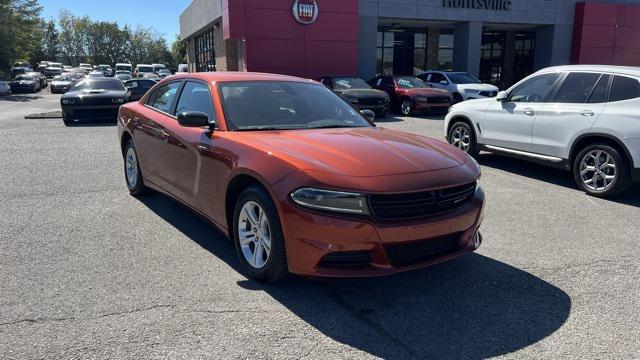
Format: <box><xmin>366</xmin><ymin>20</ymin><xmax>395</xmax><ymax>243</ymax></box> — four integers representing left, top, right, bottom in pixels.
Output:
<box><xmin>138</xmin><ymin>66</ymin><xmax>153</xmax><ymax>73</ymax></box>
<box><xmin>332</xmin><ymin>77</ymin><xmax>371</xmax><ymax>90</ymax></box>
<box><xmin>394</xmin><ymin>77</ymin><xmax>429</xmax><ymax>89</ymax></box>
<box><xmin>219</xmin><ymin>81</ymin><xmax>373</xmax><ymax>131</ymax></box>
<box><xmin>448</xmin><ymin>72</ymin><xmax>481</xmax><ymax>84</ymax></box>
<box><xmin>71</xmin><ymin>79</ymin><xmax>125</xmax><ymax>91</ymax></box>
<box><xmin>96</xmin><ymin>65</ymin><xmax>109</xmax><ymax>70</ymax></box>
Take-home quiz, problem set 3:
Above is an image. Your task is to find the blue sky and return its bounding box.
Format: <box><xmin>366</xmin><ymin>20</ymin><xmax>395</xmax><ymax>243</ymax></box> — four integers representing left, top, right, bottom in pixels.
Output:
<box><xmin>40</xmin><ymin>0</ymin><xmax>192</xmax><ymax>43</ymax></box>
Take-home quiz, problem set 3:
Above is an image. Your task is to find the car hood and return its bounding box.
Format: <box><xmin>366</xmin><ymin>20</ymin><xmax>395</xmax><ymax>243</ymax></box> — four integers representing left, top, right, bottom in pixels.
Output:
<box><xmin>63</xmin><ymin>89</ymin><xmax>127</xmax><ymax>98</ymax></box>
<box><xmin>457</xmin><ymin>83</ymin><xmax>499</xmax><ymax>92</ymax></box>
<box><xmin>239</xmin><ymin>127</ymin><xmax>467</xmax><ymax>177</ymax></box>
<box><xmin>335</xmin><ymin>89</ymin><xmax>388</xmax><ymax>99</ymax></box>
<box><xmin>401</xmin><ymin>88</ymin><xmax>451</xmax><ymax>97</ymax></box>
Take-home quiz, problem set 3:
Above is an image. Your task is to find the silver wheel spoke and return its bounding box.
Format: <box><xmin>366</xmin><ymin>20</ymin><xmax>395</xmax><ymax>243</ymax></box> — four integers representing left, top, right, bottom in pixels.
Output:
<box><xmin>237</xmin><ymin>201</ymin><xmax>272</xmax><ymax>270</ymax></box>
<box><xmin>580</xmin><ymin>149</ymin><xmax>616</xmax><ymax>192</ymax></box>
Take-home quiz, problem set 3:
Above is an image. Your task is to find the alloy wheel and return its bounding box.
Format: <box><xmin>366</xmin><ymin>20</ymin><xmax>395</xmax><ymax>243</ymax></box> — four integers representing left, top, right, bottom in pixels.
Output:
<box><xmin>125</xmin><ymin>147</ymin><xmax>138</xmax><ymax>188</ymax></box>
<box><xmin>238</xmin><ymin>201</ymin><xmax>272</xmax><ymax>269</ymax></box>
<box><xmin>451</xmin><ymin>125</ymin><xmax>471</xmax><ymax>152</ymax></box>
<box><xmin>401</xmin><ymin>101</ymin><xmax>411</xmax><ymax>116</ymax></box>
<box><xmin>579</xmin><ymin>150</ymin><xmax>616</xmax><ymax>192</ymax></box>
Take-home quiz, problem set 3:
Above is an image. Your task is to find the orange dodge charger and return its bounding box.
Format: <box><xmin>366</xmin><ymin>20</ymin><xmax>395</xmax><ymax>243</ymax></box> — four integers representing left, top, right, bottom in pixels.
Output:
<box><xmin>117</xmin><ymin>72</ymin><xmax>485</xmax><ymax>282</ymax></box>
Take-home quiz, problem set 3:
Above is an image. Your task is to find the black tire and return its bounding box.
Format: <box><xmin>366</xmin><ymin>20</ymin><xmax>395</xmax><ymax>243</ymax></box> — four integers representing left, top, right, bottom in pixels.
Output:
<box><xmin>399</xmin><ymin>99</ymin><xmax>413</xmax><ymax>116</ymax></box>
<box><xmin>453</xmin><ymin>93</ymin><xmax>464</xmax><ymax>104</ymax></box>
<box><xmin>448</xmin><ymin>121</ymin><xmax>479</xmax><ymax>157</ymax></box>
<box><xmin>573</xmin><ymin>143</ymin><xmax>631</xmax><ymax>198</ymax></box>
<box><xmin>233</xmin><ymin>186</ymin><xmax>288</xmax><ymax>282</ymax></box>
<box><xmin>123</xmin><ymin>139</ymin><xmax>148</xmax><ymax>196</ymax></box>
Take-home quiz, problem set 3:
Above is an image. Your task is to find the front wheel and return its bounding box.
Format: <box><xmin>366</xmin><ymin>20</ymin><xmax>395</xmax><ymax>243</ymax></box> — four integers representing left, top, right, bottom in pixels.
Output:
<box><xmin>233</xmin><ymin>186</ymin><xmax>288</xmax><ymax>282</ymax></box>
<box><xmin>400</xmin><ymin>99</ymin><xmax>413</xmax><ymax>116</ymax></box>
<box><xmin>573</xmin><ymin>144</ymin><xmax>631</xmax><ymax>198</ymax></box>
<box><xmin>448</xmin><ymin>121</ymin><xmax>479</xmax><ymax>157</ymax></box>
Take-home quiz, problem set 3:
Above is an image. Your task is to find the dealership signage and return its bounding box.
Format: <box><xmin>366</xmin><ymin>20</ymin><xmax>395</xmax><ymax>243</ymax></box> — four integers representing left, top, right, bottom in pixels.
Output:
<box><xmin>442</xmin><ymin>0</ymin><xmax>512</xmax><ymax>11</ymax></box>
<box><xmin>292</xmin><ymin>0</ymin><xmax>319</xmax><ymax>24</ymax></box>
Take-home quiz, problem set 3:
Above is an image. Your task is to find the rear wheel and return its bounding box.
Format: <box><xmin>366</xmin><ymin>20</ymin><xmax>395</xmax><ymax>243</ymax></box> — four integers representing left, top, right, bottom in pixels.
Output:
<box><xmin>448</xmin><ymin>121</ymin><xmax>479</xmax><ymax>157</ymax></box>
<box><xmin>573</xmin><ymin>144</ymin><xmax>631</xmax><ymax>198</ymax></box>
<box><xmin>123</xmin><ymin>139</ymin><xmax>148</xmax><ymax>196</ymax></box>
<box><xmin>233</xmin><ymin>186</ymin><xmax>287</xmax><ymax>282</ymax></box>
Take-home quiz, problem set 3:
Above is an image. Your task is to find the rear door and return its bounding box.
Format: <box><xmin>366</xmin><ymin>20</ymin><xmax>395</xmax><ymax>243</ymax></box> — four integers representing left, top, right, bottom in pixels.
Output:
<box><xmin>483</xmin><ymin>73</ymin><xmax>561</xmax><ymax>152</ymax></box>
<box><xmin>532</xmin><ymin>72</ymin><xmax>609</xmax><ymax>159</ymax></box>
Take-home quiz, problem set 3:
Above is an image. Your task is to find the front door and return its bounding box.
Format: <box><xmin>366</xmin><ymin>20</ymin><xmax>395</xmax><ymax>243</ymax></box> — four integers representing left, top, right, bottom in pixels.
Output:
<box><xmin>483</xmin><ymin>73</ymin><xmax>561</xmax><ymax>152</ymax></box>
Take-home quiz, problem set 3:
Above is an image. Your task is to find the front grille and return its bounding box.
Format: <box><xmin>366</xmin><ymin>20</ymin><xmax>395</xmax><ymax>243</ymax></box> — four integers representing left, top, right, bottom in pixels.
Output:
<box><xmin>428</xmin><ymin>96</ymin><xmax>451</xmax><ymax>104</ymax></box>
<box><xmin>81</xmin><ymin>98</ymin><xmax>119</xmax><ymax>106</ymax></box>
<box><xmin>384</xmin><ymin>232</ymin><xmax>462</xmax><ymax>267</ymax></box>
<box><xmin>480</xmin><ymin>91</ymin><xmax>497</xmax><ymax>97</ymax></box>
<box><xmin>359</xmin><ymin>97</ymin><xmax>386</xmax><ymax>106</ymax></box>
<box><xmin>369</xmin><ymin>182</ymin><xmax>476</xmax><ymax>220</ymax></box>
<box><xmin>319</xmin><ymin>251</ymin><xmax>372</xmax><ymax>267</ymax></box>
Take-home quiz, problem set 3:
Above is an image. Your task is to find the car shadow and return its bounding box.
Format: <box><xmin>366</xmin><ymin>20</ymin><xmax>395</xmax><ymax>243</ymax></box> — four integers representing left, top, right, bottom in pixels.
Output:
<box><xmin>0</xmin><ymin>94</ymin><xmax>44</xmax><ymax>102</ymax></box>
<box><xmin>477</xmin><ymin>153</ymin><xmax>640</xmax><ymax>207</ymax></box>
<box><xmin>64</xmin><ymin>119</ymin><xmax>118</xmax><ymax>127</ymax></box>
<box><xmin>139</xmin><ymin>191</ymin><xmax>571</xmax><ymax>359</ymax></box>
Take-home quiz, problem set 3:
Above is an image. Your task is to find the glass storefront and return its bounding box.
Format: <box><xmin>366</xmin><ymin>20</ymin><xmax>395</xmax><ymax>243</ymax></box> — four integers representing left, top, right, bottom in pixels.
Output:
<box><xmin>480</xmin><ymin>30</ymin><xmax>536</xmax><ymax>87</ymax></box>
<box><xmin>480</xmin><ymin>31</ymin><xmax>505</xmax><ymax>86</ymax></box>
<box><xmin>376</xmin><ymin>28</ymin><xmax>427</xmax><ymax>76</ymax></box>
<box><xmin>195</xmin><ymin>28</ymin><xmax>216</xmax><ymax>73</ymax></box>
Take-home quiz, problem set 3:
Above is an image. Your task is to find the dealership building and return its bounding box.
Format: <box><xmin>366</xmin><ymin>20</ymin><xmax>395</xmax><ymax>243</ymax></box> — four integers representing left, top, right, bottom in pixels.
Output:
<box><xmin>179</xmin><ymin>0</ymin><xmax>640</xmax><ymax>88</ymax></box>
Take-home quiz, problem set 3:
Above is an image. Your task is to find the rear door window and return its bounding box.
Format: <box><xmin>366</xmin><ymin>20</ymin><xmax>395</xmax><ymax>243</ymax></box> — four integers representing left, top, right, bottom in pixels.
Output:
<box><xmin>609</xmin><ymin>76</ymin><xmax>640</xmax><ymax>102</ymax></box>
<box><xmin>554</xmin><ymin>73</ymin><xmax>601</xmax><ymax>103</ymax></box>
<box><xmin>587</xmin><ymin>75</ymin><xmax>611</xmax><ymax>104</ymax></box>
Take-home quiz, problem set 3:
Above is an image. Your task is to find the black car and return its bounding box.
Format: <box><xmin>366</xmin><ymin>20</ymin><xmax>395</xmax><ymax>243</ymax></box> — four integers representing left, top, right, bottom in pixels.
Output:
<box><xmin>123</xmin><ymin>79</ymin><xmax>157</xmax><ymax>102</ymax></box>
<box><xmin>10</xmin><ymin>62</ymin><xmax>31</xmax><ymax>79</ymax></box>
<box><xmin>26</xmin><ymin>71</ymin><xmax>47</xmax><ymax>89</ymax></box>
<box><xmin>318</xmin><ymin>76</ymin><xmax>390</xmax><ymax>117</ymax></box>
<box><xmin>10</xmin><ymin>74</ymin><xmax>40</xmax><ymax>93</ymax></box>
<box><xmin>60</xmin><ymin>78</ymin><xmax>128</xmax><ymax>125</ymax></box>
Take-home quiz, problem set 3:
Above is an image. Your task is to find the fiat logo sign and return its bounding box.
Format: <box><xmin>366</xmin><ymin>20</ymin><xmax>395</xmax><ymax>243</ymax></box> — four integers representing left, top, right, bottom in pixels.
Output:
<box><xmin>292</xmin><ymin>0</ymin><xmax>318</xmax><ymax>25</ymax></box>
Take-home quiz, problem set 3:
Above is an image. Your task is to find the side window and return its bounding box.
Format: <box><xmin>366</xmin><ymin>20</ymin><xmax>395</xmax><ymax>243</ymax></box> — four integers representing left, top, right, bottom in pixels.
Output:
<box><xmin>609</xmin><ymin>76</ymin><xmax>640</xmax><ymax>102</ymax></box>
<box><xmin>587</xmin><ymin>74</ymin><xmax>611</xmax><ymax>104</ymax></box>
<box><xmin>554</xmin><ymin>72</ymin><xmax>601</xmax><ymax>103</ymax></box>
<box><xmin>174</xmin><ymin>81</ymin><xmax>215</xmax><ymax>121</ymax></box>
<box><xmin>509</xmin><ymin>73</ymin><xmax>560</xmax><ymax>103</ymax></box>
<box><xmin>148</xmin><ymin>82</ymin><xmax>181</xmax><ymax>114</ymax></box>
<box><xmin>431</xmin><ymin>73</ymin><xmax>445</xmax><ymax>83</ymax></box>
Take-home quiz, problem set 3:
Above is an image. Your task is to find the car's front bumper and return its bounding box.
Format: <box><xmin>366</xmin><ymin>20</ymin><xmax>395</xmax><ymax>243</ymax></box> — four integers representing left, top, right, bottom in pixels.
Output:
<box><xmin>412</xmin><ymin>101</ymin><xmax>451</xmax><ymax>113</ymax></box>
<box><xmin>61</xmin><ymin>105</ymin><xmax>121</xmax><ymax>120</ymax></box>
<box><xmin>276</xmin><ymin>185</ymin><xmax>485</xmax><ymax>277</ymax></box>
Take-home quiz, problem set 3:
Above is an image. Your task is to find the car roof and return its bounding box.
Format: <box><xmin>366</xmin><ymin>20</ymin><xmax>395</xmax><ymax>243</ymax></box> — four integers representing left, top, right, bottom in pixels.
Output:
<box><xmin>538</xmin><ymin>65</ymin><xmax>640</xmax><ymax>77</ymax></box>
<box><xmin>165</xmin><ymin>71</ymin><xmax>316</xmax><ymax>84</ymax></box>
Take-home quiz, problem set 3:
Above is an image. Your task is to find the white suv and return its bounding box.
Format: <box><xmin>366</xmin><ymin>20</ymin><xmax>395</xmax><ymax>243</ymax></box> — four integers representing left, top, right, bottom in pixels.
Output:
<box><xmin>445</xmin><ymin>65</ymin><xmax>640</xmax><ymax>197</ymax></box>
<box><xmin>418</xmin><ymin>71</ymin><xmax>499</xmax><ymax>103</ymax></box>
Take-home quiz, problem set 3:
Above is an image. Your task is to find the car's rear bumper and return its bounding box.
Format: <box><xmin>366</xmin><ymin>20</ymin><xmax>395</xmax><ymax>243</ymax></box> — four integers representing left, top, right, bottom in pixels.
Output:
<box><xmin>277</xmin><ymin>186</ymin><xmax>485</xmax><ymax>277</ymax></box>
<box><xmin>62</xmin><ymin>105</ymin><xmax>121</xmax><ymax>120</ymax></box>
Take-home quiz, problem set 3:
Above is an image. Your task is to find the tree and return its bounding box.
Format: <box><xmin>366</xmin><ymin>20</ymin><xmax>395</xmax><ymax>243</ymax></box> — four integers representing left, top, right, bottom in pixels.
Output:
<box><xmin>58</xmin><ymin>10</ymin><xmax>90</xmax><ymax>65</ymax></box>
<box><xmin>170</xmin><ymin>34</ymin><xmax>186</xmax><ymax>69</ymax></box>
<box><xmin>41</xmin><ymin>19</ymin><xmax>60</xmax><ymax>61</ymax></box>
<box><xmin>0</xmin><ymin>0</ymin><xmax>43</xmax><ymax>71</ymax></box>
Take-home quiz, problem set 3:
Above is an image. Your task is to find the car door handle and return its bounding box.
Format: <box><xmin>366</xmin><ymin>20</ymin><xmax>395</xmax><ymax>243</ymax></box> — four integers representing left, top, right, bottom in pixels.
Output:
<box><xmin>580</xmin><ymin>110</ymin><xmax>595</xmax><ymax>117</ymax></box>
<box><xmin>523</xmin><ymin>108</ymin><xmax>535</xmax><ymax>116</ymax></box>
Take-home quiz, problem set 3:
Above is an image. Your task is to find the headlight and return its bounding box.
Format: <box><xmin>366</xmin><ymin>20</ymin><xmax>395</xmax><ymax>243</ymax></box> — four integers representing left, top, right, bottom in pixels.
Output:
<box><xmin>290</xmin><ymin>188</ymin><xmax>370</xmax><ymax>215</ymax></box>
<box><xmin>61</xmin><ymin>98</ymin><xmax>76</xmax><ymax>104</ymax></box>
<box><xmin>414</xmin><ymin>96</ymin><xmax>428</xmax><ymax>102</ymax></box>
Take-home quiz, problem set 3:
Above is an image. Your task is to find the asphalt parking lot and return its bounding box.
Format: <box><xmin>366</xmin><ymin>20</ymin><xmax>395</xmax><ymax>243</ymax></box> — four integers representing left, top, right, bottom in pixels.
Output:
<box><xmin>1</xmin><ymin>90</ymin><xmax>639</xmax><ymax>359</ymax></box>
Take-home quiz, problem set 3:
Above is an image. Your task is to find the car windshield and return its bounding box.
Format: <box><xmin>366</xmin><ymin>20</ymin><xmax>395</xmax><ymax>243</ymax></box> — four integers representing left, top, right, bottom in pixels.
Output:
<box><xmin>447</xmin><ymin>72</ymin><xmax>481</xmax><ymax>84</ymax></box>
<box><xmin>138</xmin><ymin>66</ymin><xmax>153</xmax><ymax>73</ymax></box>
<box><xmin>71</xmin><ymin>79</ymin><xmax>125</xmax><ymax>91</ymax></box>
<box><xmin>49</xmin><ymin>63</ymin><xmax>62</xmax><ymax>68</ymax></box>
<box><xmin>116</xmin><ymin>65</ymin><xmax>131</xmax><ymax>70</ymax></box>
<box><xmin>219</xmin><ymin>81</ymin><xmax>373</xmax><ymax>131</ymax></box>
<box><xmin>394</xmin><ymin>77</ymin><xmax>429</xmax><ymax>89</ymax></box>
<box><xmin>13</xmin><ymin>62</ymin><xmax>29</xmax><ymax>67</ymax></box>
<box><xmin>331</xmin><ymin>77</ymin><xmax>371</xmax><ymax>90</ymax></box>
<box><xmin>159</xmin><ymin>69</ymin><xmax>170</xmax><ymax>73</ymax></box>
<box><xmin>53</xmin><ymin>76</ymin><xmax>71</xmax><ymax>81</ymax></box>
<box><xmin>15</xmin><ymin>75</ymin><xmax>33</xmax><ymax>81</ymax></box>
<box><xmin>96</xmin><ymin>65</ymin><xmax>109</xmax><ymax>70</ymax></box>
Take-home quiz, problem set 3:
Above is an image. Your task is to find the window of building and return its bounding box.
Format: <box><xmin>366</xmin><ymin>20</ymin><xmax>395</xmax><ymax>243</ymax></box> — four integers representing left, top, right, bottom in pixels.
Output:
<box><xmin>376</xmin><ymin>28</ymin><xmax>428</xmax><ymax>76</ymax></box>
<box><xmin>513</xmin><ymin>32</ymin><xmax>536</xmax><ymax>86</ymax></box>
<box><xmin>480</xmin><ymin>31</ymin><xmax>505</xmax><ymax>86</ymax></box>
<box><xmin>438</xmin><ymin>30</ymin><xmax>454</xmax><ymax>71</ymax></box>
<box><xmin>195</xmin><ymin>27</ymin><xmax>216</xmax><ymax>73</ymax></box>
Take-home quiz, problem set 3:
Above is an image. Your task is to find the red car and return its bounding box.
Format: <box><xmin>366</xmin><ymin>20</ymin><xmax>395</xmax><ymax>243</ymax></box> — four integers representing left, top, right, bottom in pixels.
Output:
<box><xmin>117</xmin><ymin>72</ymin><xmax>485</xmax><ymax>282</ymax></box>
<box><xmin>369</xmin><ymin>75</ymin><xmax>453</xmax><ymax>116</ymax></box>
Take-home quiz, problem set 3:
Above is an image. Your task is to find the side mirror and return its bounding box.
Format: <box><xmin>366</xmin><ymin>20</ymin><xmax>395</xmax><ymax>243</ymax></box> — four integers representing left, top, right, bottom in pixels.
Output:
<box><xmin>360</xmin><ymin>109</ymin><xmax>376</xmax><ymax>122</ymax></box>
<box><xmin>496</xmin><ymin>91</ymin><xmax>508</xmax><ymax>102</ymax></box>
<box><xmin>177</xmin><ymin>111</ymin><xmax>214</xmax><ymax>128</ymax></box>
